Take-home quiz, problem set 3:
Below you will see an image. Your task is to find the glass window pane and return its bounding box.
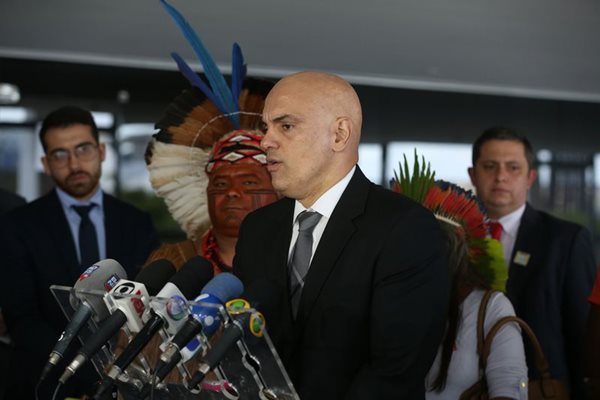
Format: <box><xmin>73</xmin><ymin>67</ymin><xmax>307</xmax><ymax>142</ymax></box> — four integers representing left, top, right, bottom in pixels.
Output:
<box><xmin>358</xmin><ymin>143</ymin><xmax>383</xmax><ymax>184</ymax></box>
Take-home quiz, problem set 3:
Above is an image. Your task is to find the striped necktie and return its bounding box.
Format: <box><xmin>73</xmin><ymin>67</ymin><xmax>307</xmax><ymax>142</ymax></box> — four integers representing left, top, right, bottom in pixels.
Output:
<box><xmin>289</xmin><ymin>211</ymin><xmax>322</xmax><ymax>318</ymax></box>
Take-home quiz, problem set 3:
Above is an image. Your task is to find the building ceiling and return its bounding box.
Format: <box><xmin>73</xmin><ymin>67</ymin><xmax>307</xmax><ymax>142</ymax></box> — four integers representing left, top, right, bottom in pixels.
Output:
<box><xmin>1</xmin><ymin>0</ymin><xmax>600</xmax><ymax>103</ymax></box>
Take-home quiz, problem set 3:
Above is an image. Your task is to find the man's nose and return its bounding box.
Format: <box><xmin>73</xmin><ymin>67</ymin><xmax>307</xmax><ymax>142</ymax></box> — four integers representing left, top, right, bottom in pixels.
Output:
<box><xmin>226</xmin><ymin>187</ymin><xmax>241</xmax><ymax>198</ymax></box>
<box><xmin>494</xmin><ymin>166</ymin><xmax>508</xmax><ymax>181</ymax></box>
<box><xmin>68</xmin><ymin>151</ymin><xmax>81</xmax><ymax>170</ymax></box>
<box><xmin>261</xmin><ymin>128</ymin><xmax>277</xmax><ymax>150</ymax></box>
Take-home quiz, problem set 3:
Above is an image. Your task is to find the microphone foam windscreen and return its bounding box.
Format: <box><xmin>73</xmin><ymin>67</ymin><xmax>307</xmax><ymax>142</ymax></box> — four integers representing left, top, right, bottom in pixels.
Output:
<box><xmin>201</xmin><ymin>272</ymin><xmax>244</xmax><ymax>303</ymax></box>
<box><xmin>71</xmin><ymin>258</ymin><xmax>127</xmax><ymax>315</ymax></box>
<box><xmin>74</xmin><ymin>259</ymin><xmax>127</xmax><ymax>291</ymax></box>
<box><xmin>135</xmin><ymin>259</ymin><xmax>176</xmax><ymax>296</ymax></box>
<box><xmin>170</xmin><ymin>256</ymin><xmax>214</xmax><ymax>299</ymax></box>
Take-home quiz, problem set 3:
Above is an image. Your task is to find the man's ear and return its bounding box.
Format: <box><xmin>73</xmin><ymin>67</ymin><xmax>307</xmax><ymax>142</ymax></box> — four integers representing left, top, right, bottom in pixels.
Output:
<box><xmin>41</xmin><ymin>156</ymin><xmax>51</xmax><ymax>176</ymax></box>
<box><xmin>98</xmin><ymin>143</ymin><xmax>106</xmax><ymax>162</ymax></box>
<box><xmin>467</xmin><ymin>167</ymin><xmax>475</xmax><ymax>185</ymax></box>
<box><xmin>527</xmin><ymin>168</ymin><xmax>538</xmax><ymax>188</ymax></box>
<box><xmin>332</xmin><ymin>117</ymin><xmax>351</xmax><ymax>152</ymax></box>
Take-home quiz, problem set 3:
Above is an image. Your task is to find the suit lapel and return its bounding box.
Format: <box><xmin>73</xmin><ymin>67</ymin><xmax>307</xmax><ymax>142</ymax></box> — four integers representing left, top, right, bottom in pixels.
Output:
<box><xmin>272</xmin><ymin>199</ymin><xmax>295</xmax><ymax>314</ymax></box>
<box><xmin>103</xmin><ymin>193</ymin><xmax>117</xmax><ymax>258</ymax></box>
<box><xmin>43</xmin><ymin>190</ymin><xmax>81</xmax><ymax>281</ymax></box>
<box><xmin>274</xmin><ymin>200</ymin><xmax>297</xmax><ymax>343</ymax></box>
<box><xmin>296</xmin><ymin>168</ymin><xmax>369</xmax><ymax>323</ymax></box>
<box><xmin>506</xmin><ymin>204</ymin><xmax>539</xmax><ymax>307</ymax></box>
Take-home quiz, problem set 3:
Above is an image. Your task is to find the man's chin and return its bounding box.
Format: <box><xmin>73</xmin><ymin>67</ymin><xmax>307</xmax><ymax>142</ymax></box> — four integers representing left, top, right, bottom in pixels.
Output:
<box><xmin>61</xmin><ymin>183</ymin><xmax>95</xmax><ymax>199</ymax></box>
<box><xmin>214</xmin><ymin>226</ymin><xmax>241</xmax><ymax>238</ymax></box>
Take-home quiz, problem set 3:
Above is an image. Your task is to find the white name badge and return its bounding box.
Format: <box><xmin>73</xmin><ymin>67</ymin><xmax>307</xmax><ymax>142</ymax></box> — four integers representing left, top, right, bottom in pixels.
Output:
<box><xmin>513</xmin><ymin>251</ymin><xmax>531</xmax><ymax>267</ymax></box>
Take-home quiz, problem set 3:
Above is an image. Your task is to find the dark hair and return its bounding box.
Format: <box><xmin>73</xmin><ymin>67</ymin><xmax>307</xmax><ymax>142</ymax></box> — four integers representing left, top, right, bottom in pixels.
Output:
<box><xmin>39</xmin><ymin>106</ymin><xmax>98</xmax><ymax>152</ymax></box>
<box><xmin>430</xmin><ymin>222</ymin><xmax>490</xmax><ymax>392</ymax></box>
<box><xmin>472</xmin><ymin>126</ymin><xmax>535</xmax><ymax>169</ymax></box>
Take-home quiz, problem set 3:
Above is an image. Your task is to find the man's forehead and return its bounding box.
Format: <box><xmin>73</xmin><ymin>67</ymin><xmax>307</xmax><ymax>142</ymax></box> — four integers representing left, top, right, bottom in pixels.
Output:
<box><xmin>46</xmin><ymin>123</ymin><xmax>94</xmax><ymax>137</ymax></box>
<box><xmin>480</xmin><ymin>140</ymin><xmax>526</xmax><ymax>156</ymax></box>
<box><xmin>210</xmin><ymin>164</ymin><xmax>268</xmax><ymax>179</ymax></box>
<box><xmin>263</xmin><ymin>113</ymin><xmax>302</xmax><ymax>124</ymax></box>
<box><xmin>46</xmin><ymin>137</ymin><xmax>96</xmax><ymax>151</ymax></box>
<box><xmin>265</xmin><ymin>83</ymin><xmax>317</xmax><ymax>112</ymax></box>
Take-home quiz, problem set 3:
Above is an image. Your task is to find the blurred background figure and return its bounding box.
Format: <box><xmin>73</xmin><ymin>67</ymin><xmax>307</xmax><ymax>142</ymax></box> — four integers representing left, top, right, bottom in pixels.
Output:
<box><xmin>0</xmin><ymin>188</ymin><xmax>25</xmax><ymax>213</ymax></box>
<box><xmin>0</xmin><ymin>188</ymin><xmax>25</xmax><ymax>400</ymax></box>
<box><xmin>0</xmin><ymin>106</ymin><xmax>159</xmax><ymax>399</ymax></box>
<box><xmin>468</xmin><ymin>126</ymin><xmax>597</xmax><ymax>398</ymax></box>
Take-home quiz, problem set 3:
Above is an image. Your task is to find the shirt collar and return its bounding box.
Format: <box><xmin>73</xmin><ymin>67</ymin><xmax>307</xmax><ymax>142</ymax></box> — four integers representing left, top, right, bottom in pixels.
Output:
<box><xmin>293</xmin><ymin>166</ymin><xmax>356</xmax><ymax>222</ymax></box>
<box><xmin>496</xmin><ymin>203</ymin><xmax>526</xmax><ymax>239</ymax></box>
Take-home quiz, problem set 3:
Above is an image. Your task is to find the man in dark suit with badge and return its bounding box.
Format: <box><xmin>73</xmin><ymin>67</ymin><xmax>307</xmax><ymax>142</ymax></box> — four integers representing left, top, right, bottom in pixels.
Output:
<box><xmin>234</xmin><ymin>71</ymin><xmax>449</xmax><ymax>399</ymax></box>
<box><xmin>0</xmin><ymin>106</ymin><xmax>160</xmax><ymax>399</ymax></box>
<box><xmin>468</xmin><ymin>126</ymin><xmax>597</xmax><ymax>398</ymax></box>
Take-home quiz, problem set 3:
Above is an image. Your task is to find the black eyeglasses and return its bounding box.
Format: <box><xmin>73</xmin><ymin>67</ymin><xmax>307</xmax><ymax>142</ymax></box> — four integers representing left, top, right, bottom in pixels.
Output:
<box><xmin>48</xmin><ymin>143</ymin><xmax>99</xmax><ymax>166</ymax></box>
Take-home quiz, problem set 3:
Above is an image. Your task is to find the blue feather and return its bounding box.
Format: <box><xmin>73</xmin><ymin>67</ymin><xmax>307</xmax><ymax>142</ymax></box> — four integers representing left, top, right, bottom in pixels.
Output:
<box><xmin>171</xmin><ymin>52</ymin><xmax>225</xmax><ymax>112</ymax></box>
<box><xmin>231</xmin><ymin>43</ymin><xmax>246</xmax><ymax>102</ymax></box>
<box><xmin>160</xmin><ymin>0</ymin><xmax>240</xmax><ymax>127</ymax></box>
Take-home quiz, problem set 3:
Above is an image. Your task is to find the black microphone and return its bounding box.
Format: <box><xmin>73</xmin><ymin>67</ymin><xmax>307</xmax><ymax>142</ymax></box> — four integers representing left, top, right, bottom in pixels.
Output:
<box><xmin>59</xmin><ymin>259</ymin><xmax>175</xmax><ymax>384</ymax></box>
<box><xmin>134</xmin><ymin>258</ymin><xmax>176</xmax><ymax>296</ymax></box>
<box><xmin>186</xmin><ymin>279</ymin><xmax>276</xmax><ymax>390</ymax></box>
<box><xmin>40</xmin><ymin>259</ymin><xmax>127</xmax><ymax>381</ymax></box>
<box><xmin>93</xmin><ymin>257</ymin><xmax>213</xmax><ymax>399</ymax></box>
<box><xmin>187</xmin><ymin>310</ymin><xmax>266</xmax><ymax>390</ymax></box>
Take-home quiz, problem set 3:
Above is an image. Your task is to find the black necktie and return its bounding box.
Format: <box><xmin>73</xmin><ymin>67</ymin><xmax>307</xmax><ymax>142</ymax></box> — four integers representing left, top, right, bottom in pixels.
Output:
<box><xmin>289</xmin><ymin>211</ymin><xmax>322</xmax><ymax>318</ymax></box>
<box><xmin>73</xmin><ymin>204</ymin><xmax>99</xmax><ymax>268</ymax></box>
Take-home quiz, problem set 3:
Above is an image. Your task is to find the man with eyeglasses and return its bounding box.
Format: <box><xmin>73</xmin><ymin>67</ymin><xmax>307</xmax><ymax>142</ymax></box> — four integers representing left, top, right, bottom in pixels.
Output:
<box><xmin>0</xmin><ymin>106</ymin><xmax>160</xmax><ymax>399</ymax></box>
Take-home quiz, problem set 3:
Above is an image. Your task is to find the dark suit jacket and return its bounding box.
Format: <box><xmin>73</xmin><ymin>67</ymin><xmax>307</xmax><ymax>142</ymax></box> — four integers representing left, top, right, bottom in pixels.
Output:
<box><xmin>507</xmin><ymin>204</ymin><xmax>596</xmax><ymax>398</ymax></box>
<box><xmin>0</xmin><ymin>189</ymin><xmax>159</xmax><ymax>397</ymax></box>
<box><xmin>0</xmin><ymin>188</ymin><xmax>26</xmax><ymax>214</ymax></box>
<box><xmin>234</xmin><ymin>167</ymin><xmax>449</xmax><ymax>400</ymax></box>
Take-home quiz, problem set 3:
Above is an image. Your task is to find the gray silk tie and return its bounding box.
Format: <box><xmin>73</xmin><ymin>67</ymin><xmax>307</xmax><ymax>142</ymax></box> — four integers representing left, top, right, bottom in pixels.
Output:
<box><xmin>289</xmin><ymin>210</ymin><xmax>322</xmax><ymax>318</ymax></box>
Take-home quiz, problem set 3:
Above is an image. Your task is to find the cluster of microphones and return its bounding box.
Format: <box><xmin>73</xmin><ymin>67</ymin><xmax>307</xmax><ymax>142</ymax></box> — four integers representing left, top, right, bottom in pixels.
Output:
<box><xmin>40</xmin><ymin>256</ymin><xmax>275</xmax><ymax>399</ymax></box>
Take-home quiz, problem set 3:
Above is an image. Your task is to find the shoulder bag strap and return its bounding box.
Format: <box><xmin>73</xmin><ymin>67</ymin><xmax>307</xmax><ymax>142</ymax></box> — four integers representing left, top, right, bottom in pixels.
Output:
<box><xmin>481</xmin><ymin>315</ymin><xmax>558</xmax><ymax>397</ymax></box>
<box><xmin>458</xmin><ymin>290</ymin><xmax>497</xmax><ymax>399</ymax></box>
<box><xmin>476</xmin><ymin>290</ymin><xmax>497</xmax><ymax>366</ymax></box>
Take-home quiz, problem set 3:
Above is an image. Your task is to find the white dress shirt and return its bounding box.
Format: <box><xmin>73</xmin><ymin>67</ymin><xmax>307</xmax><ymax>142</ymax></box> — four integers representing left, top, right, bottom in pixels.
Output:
<box><xmin>495</xmin><ymin>204</ymin><xmax>526</xmax><ymax>266</ymax></box>
<box><xmin>288</xmin><ymin>166</ymin><xmax>356</xmax><ymax>264</ymax></box>
<box><xmin>56</xmin><ymin>186</ymin><xmax>106</xmax><ymax>263</ymax></box>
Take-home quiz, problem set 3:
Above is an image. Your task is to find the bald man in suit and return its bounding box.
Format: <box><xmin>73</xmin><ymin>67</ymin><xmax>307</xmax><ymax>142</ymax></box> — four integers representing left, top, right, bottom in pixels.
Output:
<box><xmin>234</xmin><ymin>72</ymin><xmax>449</xmax><ymax>399</ymax></box>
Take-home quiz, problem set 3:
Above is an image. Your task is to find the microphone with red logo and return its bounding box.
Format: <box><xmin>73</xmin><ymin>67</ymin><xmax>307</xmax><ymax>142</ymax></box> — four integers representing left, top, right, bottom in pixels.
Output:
<box><xmin>58</xmin><ymin>259</ymin><xmax>175</xmax><ymax>384</ymax></box>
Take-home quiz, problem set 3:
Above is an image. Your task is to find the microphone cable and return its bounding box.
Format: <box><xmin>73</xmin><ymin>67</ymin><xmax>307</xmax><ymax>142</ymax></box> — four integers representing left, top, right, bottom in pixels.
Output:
<box><xmin>51</xmin><ymin>382</ymin><xmax>62</xmax><ymax>400</ymax></box>
<box><xmin>34</xmin><ymin>379</ymin><xmax>42</xmax><ymax>400</ymax></box>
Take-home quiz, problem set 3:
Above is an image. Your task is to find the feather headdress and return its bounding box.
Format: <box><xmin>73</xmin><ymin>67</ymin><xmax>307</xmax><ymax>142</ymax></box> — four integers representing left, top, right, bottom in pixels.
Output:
<box><xmin>146</xmin><ymin>0</ymin><xmax>272</xmax><ymax>239</ymax></box>
<box><xmin>391</xmin><ymin>150</ymin><xmax>508</xmax><ymax>291</ymax></box>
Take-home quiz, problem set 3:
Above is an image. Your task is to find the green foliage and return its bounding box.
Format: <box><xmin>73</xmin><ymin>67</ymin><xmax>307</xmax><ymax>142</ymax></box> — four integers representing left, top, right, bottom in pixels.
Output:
<box><xmin>393</xmin><ymin>149</ymin><xmax>435</xmax><ymax>203</ymax></box>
